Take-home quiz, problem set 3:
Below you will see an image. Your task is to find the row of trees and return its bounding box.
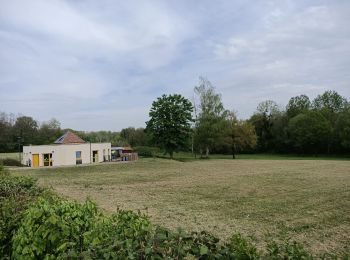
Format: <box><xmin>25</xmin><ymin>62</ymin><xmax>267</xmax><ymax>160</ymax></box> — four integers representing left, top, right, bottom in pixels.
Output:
<box><xmin>146</xmin><ymin>78</ymin><xmax>350</xmax><ymax>158</ymax></box>
<box><xmin>0</xmin><ymin>114</ymin><xmax>149</xmax><ymax>153</ymax></box>
<box><xmin>250</xmin><ymin>90</ymin><xmax>350</xmax><ymax>154</ymax></box>
<box><xmin>146</xmin><ymin>78</ymin><xmax>258</xmax><ymax>158</ymax></box>
<box><xmin>0</xmin><ymin>114</ymin><xmax>63</xmax><ymax>152</ymax></box>
<box><xmin>1</xmin><ymin>79</ymin><xmax>349</xmax><ymax>157</ymax></box>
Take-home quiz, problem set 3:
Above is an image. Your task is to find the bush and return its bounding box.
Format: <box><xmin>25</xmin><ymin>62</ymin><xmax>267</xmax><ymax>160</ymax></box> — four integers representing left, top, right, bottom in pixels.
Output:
<box><xmin>0</xmin><ymin>158</ymin><xmax>22</xmax><ymax>167</ymax></box>
<box><xmin>133</xmin><ymin>146</ymin><xmax>160</xmax><ymax>157</ymax></box>
<box><xmin>0</xmin><ymin>171</ymin><xmax>43</xmax><ymax>258</ymax></box>
<box><xmin>12</xmin><ymin>198</ymin><xmax>104</xmax><ymax>258</ymax></box>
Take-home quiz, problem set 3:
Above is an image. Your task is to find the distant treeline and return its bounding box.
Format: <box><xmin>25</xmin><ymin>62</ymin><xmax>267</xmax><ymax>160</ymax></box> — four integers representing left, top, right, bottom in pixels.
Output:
<box><xmin>1</xmin><ymin>88</ymin><xmax>349</xmax><ymax>156</ymax></box>
<box><xmin>0</xmin><ymin>114</ymin><xmax>149</xmax><ymax>152</ymax></box>
<box><xmin>249</xmin><ymin>91</ymin><xmax>350</xmax><ymax>155</ymax></box>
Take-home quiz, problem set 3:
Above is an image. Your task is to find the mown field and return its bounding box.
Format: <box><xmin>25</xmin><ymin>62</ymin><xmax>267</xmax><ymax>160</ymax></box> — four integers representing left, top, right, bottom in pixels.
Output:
<box><xmin>10</xmin><ymin>157</ymin><xmax>350</xmax><ymax>254</ymax></box>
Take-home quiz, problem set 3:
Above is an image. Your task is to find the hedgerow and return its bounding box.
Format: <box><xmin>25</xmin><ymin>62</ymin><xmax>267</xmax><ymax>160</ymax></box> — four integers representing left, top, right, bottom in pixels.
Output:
<box><xmin>0</xmin><ymin>168</ymin><xmax>347</xmax><ymax>259</ymax></box>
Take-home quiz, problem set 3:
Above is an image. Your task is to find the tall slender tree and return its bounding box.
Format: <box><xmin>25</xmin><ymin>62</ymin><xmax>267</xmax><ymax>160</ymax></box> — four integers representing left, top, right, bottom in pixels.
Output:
<box><xmin>193</xmin><ymin>77</ymin><xmax>227</xmax><ymax>158</ymax></box>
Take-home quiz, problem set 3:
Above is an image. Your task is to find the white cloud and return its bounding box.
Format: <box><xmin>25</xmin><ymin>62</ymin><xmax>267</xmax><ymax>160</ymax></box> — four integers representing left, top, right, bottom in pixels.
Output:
<box><xmin>0</xmin><ymin>1</ymin><xmax>349</xmax><ymax>130</ymax></box>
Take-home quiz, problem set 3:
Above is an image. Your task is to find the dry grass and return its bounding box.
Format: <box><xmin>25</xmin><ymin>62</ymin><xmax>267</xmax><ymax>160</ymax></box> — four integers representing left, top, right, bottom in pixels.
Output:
<box><xmin>10</xmin><ymin>158</ymin><xmax>350</xmax><ymax>254</ymax></box>
<box><xmin>0</xmin><ymin>152</ymin><xmax>20</xmax><ymax>160</ymax></box>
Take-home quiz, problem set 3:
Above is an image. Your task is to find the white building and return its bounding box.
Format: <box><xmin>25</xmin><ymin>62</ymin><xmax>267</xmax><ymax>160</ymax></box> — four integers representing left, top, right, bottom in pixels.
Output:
<box><xmin>22</xmin><ymin>131</ymin><xmax>111</xmax><ymax>167</ymax></box>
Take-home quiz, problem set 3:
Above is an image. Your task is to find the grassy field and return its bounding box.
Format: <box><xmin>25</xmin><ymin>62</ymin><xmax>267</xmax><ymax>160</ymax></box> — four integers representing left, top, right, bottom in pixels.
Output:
<box><xmin>10</xmin><ymin>158</ymin><xmax>350</xmax><ymax>254</ymax></box>
<box><xmin>0</xmin><ymin>152</ymin><xmax>20</xmax><ymax>160</ymax></box>
<box><xmin>164</xmin><ymin>151</ymin><xmax>350</xmax><ymax>161</ymax></box>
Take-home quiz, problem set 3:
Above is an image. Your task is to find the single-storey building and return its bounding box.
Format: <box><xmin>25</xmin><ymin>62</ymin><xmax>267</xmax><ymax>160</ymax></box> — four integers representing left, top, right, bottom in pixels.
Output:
<box><xmin>22</xmin><ymin>131</ymin><xmax>111</xmax><ymax>167</ymax></box>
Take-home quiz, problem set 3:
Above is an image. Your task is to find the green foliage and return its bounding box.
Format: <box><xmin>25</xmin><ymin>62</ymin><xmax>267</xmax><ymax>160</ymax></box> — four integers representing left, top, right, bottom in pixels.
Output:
<box><xmin>224</xmin><ymin>234</ymin><xmax>260</xmax><ymax>259</ymax></box>
<box><xmin>194</xmin><ymin>77</ymin><xmax>227</xmax><ymax>157</ymax></box>
<box><xmin>12</xmin><ymin>198</ymin><xmax>103</xmax><ymax>259</ymax></box>
<box><xmin>133</xmin><ymin>146</ymin><xmax>160</xmax><ymax>157</ymax></box>
<box><xmin>222</xmin><ymin>111</ymin><xmax>257</xmax><ymax>158</ymax></box>
<box><xmin>120</xmin><ymin>127</ymin><xmax>149</xmax><ymax>147</ymax></box>
<box><xmin>266</xmin><ymin>240</ymin><xmax>313</xmax><ymax>259</ymax></box>
<box><xmin>0</xmin><ymin>171</ymin><xmax>43</xmax><ymax>258</ymax></box>
<box><xmin>335</xmin><ymin>109</ymin><xmax>350</xmax><ymax>149</ymax></box>
<box><xmin>286</xmin><ymin>94</ymin><xmax>311</xmax><ymax>118</ymax></box>
<box><xmin>0</xmin><ymin>158</ymin><xmax>22</xmax><ymax>166</ymax></box>
<box><xmin>288</xmin><ymin>111</ymin><xmax>331</xmax><ymax>154</ymax></box>
<box><xmin>146</xmin><ymin>94</ymin><xmax>193</xmax><ymax>158</ymax></box>
<box><xmin>313</xmin><ymin>90</ymin><xmax>348</xmax><ymax>114</ymax></box>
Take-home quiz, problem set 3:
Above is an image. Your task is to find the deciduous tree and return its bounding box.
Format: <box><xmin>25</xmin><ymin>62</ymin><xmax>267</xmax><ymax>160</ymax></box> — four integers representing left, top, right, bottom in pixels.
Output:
<box><xmin>146</xmin><ymin>94</ymin><xmax>193</xmax><ymax>158</ymax></box>
<box><xmin>193</xmin><ymin>77</ymin><xmax>227</xmax><ymax>157</ymax></box>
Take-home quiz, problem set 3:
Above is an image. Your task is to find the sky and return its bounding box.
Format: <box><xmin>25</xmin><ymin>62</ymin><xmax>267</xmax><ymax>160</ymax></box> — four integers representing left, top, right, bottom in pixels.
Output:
<box><xmin>0</xmin><ymin>0</ymin><xmax>350</xmax><ymax>131</ymax></box>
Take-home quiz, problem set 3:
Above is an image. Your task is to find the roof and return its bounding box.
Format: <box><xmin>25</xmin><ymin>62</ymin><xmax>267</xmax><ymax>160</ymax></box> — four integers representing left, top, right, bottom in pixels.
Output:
<box><xmin>111</xmin><ymin>147</ymin><xmax>133</xmax><ymax>151</ymax></box>
<box><xmin>54</xmin><ymin>131</ymin><xmax>86</xmax><ymax>144</ymax></box>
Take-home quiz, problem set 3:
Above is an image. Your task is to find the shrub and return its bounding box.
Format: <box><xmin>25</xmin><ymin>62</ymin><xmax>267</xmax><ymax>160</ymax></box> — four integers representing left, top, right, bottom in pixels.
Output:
<box><xmin>266</xmin><ymin>240</ymin><xmax>313</xmax><ymax>259</ymax></box>
<box><xmin>12</xmin><ymin>198</ymin><xmax>103</xmax><ymax>259</ymax></box>
<box><xmin>0</xmin><ymin>158</ymin><xmax>22</xmax><ymax>167</ymax></box>
<box><xmin>0</xmin><ymin>172</ymin><xmax>42</xmax><ymax>258</ymax></box>
<box><xmin>133</xmin><ymin>146</ymin><xmax>160</xmax><ymax>157</ymax></box>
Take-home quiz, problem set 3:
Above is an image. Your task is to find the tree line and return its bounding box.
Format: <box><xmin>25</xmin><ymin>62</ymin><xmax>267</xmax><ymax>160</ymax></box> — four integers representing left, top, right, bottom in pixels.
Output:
<box><xmin>0</xmin><ymin>114</ymin><xmax>149</xmax><ymax>153</ymax></box>
<box><xmin>1</xmin><ymin>78</ymin><xmax>349</xmax><ymax>157</ymax></box>
<box><xmin>146</xmin><ymin>78</ymin><xmax>350</xmax><ymax>158</ymax></box>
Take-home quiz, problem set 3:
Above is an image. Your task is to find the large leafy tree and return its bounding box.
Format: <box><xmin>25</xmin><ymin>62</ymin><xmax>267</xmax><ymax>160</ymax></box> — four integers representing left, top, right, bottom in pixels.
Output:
<box><xmin>286</xmin><ymin>94</ymin><xmax>311</xmax><ymax>118</ymax></box>
<box><xmin>335</xmin><ymin>108</ymin><xmax>350</xmax><ymax>151</ymax></box>
<box><xmin>193</xmin><ymin>77</ymin><xmax>227</xmax><ymax>158</ymax></box>
<box><xmin>37</xmin><ymin>118</ymin><xmax>62</xmax><ymax>144</ymax></box>
<box><xmin>312</xmin><ymin>90</ymin><xmax>348</xmax><ymax>114</ymax></box>
<box><xmin>146</xmin><ymin>94</ymin><xmax>193</xmax><ymax>158</ymax></box>
<box><xmin>13</xmin><ymin>116</ymin><xmax>39</xmax><ymax>145</ymax></box>
<box><xmin>249</xmin><ymin>100</ymin><xmax>279</xmax><ymax>152</ymax></box>
<box><xmin>312</xmin><ymin>90</ymin><xmax>348</xmax><ymax>153</ymax></box>
<box><xmin>120</xmin><ymin>127</ymin><xmax>148</xmax><ymax>147</ymax></box>
<box><xmin>288</xmin><ymin>111</ymin><xmax>331</xmax><ymax>154</ymax></box>
<box><xmin>224</xmin><ymin>111</ymin><xmax>257</xmax><ymax>158</ymax></box>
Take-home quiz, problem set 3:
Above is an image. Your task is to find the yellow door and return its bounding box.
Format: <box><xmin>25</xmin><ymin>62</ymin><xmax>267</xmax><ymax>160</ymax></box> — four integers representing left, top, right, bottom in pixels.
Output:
<box><xmin>32</xmin><ymin>154</ymin><xmax>39</xmax><ymax>167</ymax></box>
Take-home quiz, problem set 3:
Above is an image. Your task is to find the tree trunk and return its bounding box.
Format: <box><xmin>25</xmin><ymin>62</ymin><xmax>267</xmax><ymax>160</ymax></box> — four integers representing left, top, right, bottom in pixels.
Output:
<box><xmin>205</xmin><ymin>147</ymin><xmax>209</xmax><ymax>158</ymax></box>
<box><xmin>232</xmin><ymin>142</ymin><xmax>236</xmax><ymax>159</ymax></box>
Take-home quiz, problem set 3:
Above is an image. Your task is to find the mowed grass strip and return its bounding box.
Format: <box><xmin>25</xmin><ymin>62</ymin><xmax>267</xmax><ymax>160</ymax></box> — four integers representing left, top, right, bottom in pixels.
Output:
<box><xmin>11</xmin><ymin>158</ymin><xmax>350</xmax><ymax>254</ymax></box>
<box><xmin>0</xmin><ymin>152</ymin><xmax>20</xmax><ymax>160</ymax></box>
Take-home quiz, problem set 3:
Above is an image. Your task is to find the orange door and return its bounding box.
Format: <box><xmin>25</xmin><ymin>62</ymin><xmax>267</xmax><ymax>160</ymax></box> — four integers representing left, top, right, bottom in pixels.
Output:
<box><xmin>32</xmin><ymin>154</ymin><xmax>39</xmax><ymax>167</ymax></box>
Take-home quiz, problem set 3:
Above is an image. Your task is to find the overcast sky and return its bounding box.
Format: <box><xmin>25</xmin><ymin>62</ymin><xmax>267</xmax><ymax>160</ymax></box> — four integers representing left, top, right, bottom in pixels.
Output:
<box><xmin>1</xmin><ymin>0</ymin><xmax>349</xmax><ymax>131</ymax></box>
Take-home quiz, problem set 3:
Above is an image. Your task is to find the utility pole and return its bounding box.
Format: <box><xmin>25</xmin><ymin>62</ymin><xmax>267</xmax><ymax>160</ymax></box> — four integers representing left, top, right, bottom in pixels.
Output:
<box><xmin>17</xmin><ymin>136</ymin><xmax>22</xmax><ymax>163</ymax></box>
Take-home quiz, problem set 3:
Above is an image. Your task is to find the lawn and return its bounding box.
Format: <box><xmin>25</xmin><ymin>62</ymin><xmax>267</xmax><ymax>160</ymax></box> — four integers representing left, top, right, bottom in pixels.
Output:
<box><xmin>10</xmin><ymin>158</ymin><xmax>350</xmax><ymax>254</ymax></box>
<box><xmin>0</xmin><ymin>152</ymin><xmax>20</xmax><ymax>160</ymax></box>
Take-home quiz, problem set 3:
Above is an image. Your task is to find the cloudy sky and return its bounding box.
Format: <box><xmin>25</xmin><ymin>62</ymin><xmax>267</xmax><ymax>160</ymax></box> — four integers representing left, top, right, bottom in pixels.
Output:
<box><xmin>0</xmin><ymin>0</ymin><xmax>349</xmax><ymax>131</ymax></box>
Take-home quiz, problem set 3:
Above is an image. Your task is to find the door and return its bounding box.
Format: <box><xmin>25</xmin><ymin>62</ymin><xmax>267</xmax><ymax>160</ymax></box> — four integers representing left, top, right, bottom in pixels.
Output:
<box><xmin>93</xmin><ymin>150</ymin><xmax>98</xmax><ymax>163</ymax></box>
<box><xmin>32</xmin><ymin>154</ymin><xmax>39</xmax><ymax>167</ymax></box>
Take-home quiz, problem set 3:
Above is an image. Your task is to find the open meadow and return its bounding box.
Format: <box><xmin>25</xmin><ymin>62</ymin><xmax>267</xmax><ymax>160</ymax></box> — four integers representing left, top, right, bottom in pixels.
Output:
<box><xmin>10</xmin><ymin>157</ymin><xmax>350</xmax><ymax>254</ymax></box>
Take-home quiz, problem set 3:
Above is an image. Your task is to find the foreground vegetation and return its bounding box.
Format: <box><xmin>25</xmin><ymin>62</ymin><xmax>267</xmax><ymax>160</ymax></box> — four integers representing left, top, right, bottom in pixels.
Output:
<box><xmin>2</xmin><ymin>165</ymin><xmax>349</xmax><ymax>259</ymax></box>
<box><xmin>10</xmin><ymin>158</ymin><xmax>350</xmax><ymax>256</ymax></box>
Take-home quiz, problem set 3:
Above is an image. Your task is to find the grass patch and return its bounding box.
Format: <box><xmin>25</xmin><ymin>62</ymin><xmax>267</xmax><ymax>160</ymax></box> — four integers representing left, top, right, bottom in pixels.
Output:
<box><xmin>10</xmin><ymin>158</ymin><xmax>350</xmax><ymax>255</ymax></box>
<box><xmin>0</xmin><ymin>152</ymin><xmax>20</xmax><ymax>161</ymax></box>
<box><xmin>164</xmin><ymin>151</ymin><xmax>350</xmax><ymax>161</ymax></box>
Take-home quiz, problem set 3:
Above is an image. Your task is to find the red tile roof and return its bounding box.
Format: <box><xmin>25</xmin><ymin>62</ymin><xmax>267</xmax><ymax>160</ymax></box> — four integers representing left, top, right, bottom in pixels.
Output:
<box><xmin>54</xmin><ymin>131</ymin><xmax>86</xmax><ymax>144</ymax></box>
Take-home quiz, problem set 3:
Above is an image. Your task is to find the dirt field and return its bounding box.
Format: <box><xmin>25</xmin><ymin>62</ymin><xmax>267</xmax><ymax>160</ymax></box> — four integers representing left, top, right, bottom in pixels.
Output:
<box><xmin>10</xmin><ymin>158</ymin><xmax>350</xmax><ymax>254</ymax></box>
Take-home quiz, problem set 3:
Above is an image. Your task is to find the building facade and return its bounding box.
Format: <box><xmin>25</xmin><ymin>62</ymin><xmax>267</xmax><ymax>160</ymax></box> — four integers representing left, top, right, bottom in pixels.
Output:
<box><xmin>22</xmin><ymin>132</ymin><xmax>111</xmax><ymax>167</ymax></box>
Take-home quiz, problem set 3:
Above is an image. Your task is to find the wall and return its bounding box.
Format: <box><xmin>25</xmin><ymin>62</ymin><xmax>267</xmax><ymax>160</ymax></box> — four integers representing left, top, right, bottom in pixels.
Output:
<box><xmin>22</xmin><ymin>143</ymin><xmax>111</xmax><ymax>167</ymax></box>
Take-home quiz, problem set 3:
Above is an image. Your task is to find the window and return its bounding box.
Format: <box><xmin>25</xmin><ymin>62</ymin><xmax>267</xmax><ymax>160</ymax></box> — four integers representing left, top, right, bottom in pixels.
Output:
<box><xmin>43</xmin><ymin>153</ymin><xmax>52</xmax><ymax>166</ymax></box>
<box><xmin>76</xmin><ymin>151</ymin><xmax>82</xmax><ymax>165</ymax></box>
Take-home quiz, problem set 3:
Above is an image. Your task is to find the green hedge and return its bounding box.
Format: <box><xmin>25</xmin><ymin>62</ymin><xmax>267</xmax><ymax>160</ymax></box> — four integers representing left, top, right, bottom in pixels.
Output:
<box><xmin>133</xmin><ymin>146</ymin><xmax>160</xmax><ymax>157</ymax></box>
<box><xmin>0</xmin><ymin>169</ymin><xmax>347</xmax><ymax>259</ymax></box>
<box><xmin>0</xmin><ymin>158</ymin><xmax>22</xmax><ymax>167</ymax></box>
